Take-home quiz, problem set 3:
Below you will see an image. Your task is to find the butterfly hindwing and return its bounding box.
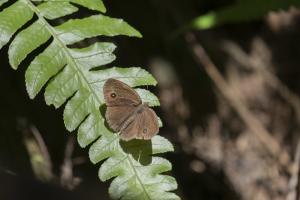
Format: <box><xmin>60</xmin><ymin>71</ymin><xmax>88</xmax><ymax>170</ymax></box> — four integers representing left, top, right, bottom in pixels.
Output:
<box><xmin>120</xmin><ymin>105</ymin><xmax>159</xmax><ymax>141</ymax></box>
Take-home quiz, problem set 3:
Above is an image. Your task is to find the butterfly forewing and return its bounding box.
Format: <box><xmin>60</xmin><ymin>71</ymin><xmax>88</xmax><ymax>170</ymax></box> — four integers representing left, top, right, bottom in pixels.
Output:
<box><xmin>104</xmin><ymin>78</ymin><xmax>141</xmax><ymax>106</ymax></box>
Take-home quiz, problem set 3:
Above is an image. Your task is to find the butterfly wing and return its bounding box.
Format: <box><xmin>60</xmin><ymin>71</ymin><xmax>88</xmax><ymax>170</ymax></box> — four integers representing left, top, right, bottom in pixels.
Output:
<box><xmin>103</xmin><ymin>78</ymin><xmax>141</xmax><ymax>106</ymax></box>
<box><xmin>105</xmin><ymin>105</ymin><xmax>136</xmax><ymax>132</ymax></box>
<box><xmin>103</xmin><ymin>78</ymin><xmax>159</xmax><ymax>140</ymax></box>
<box><xmin>120</xmin><ymin>105</ymin><xmax>159</xmax><ymax>141</ymax></box>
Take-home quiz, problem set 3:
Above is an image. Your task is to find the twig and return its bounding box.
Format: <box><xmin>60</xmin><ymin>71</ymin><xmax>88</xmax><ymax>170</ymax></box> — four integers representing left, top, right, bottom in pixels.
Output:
<box><xmin>223</xmin><ymin>41</ymin><xmax>300</xmax><ymax>123</ymax></box>
<box><xmin>223</xmin><ymin>40</ymin><xmax>300</xmax><ymax>200</ymax></box>
<box><xmin>60</xmin><ymin>136</ymin><xmax>80</xmax><ymax>190</ymax></box>
<box><xmin>0</xmin><ymin>167</ymin><xmax>16</xmax><ymax>176</ymax></box>
<box><xmin>286</xmin><ymin>138</ymin><xmax>300</xmax><ymax>200</ymax></box>
<box><xmin>20</xmin><ymin>119</ymin><xmax>54</xmax><ymax>181</ymax></box>
<box><xmin>29</xmin><ymin>125</ymin><xmax>53</xmax><ymax>170</ymax></box>
<box><xmin>185</xmin><ymin>32</ymin><xmax>290</xmax><ymax>165</ymax></box>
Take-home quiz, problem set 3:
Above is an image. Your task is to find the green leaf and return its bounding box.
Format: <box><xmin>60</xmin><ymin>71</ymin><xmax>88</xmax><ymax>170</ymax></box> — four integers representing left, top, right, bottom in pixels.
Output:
<box><xmin>0</xmin><ymin>1</ymin><xmax>34</xmax><ymax>49</ymax></box>
<box><xmin>71</xmin><ymin>0</ymin><xmax>106</xmax><ymax>13</ymax></box>
<box><xmin>0</xmin><ymin>0</ymin><xmax>8</xmax><ymax>7</ymax></box>
<box><xmin>37</xmin><ymin>1</ymin><xmax>79</xmax><ymax>20</ymax></box>
<box><xmin>9</xmin><ymin>19</ymin><xmax>52</xmax><ymax>69</ymax></box>
<box><xmin>90</xmin><ymin>135</ymin><xmax>179</xmax><ymax>199</ymax></box>
<box><xmin>56</xmin><ymin>15</ymin><xmax>142</xmax><ymax>45</ymax></box>
<box><xmin>32</xmin><ymin>0</ymin><xmax>106</xmax><ymax>13</ymax></box>
<box><xmin>136</xmin><ymin>88</ymin><xmax>160</xmax><ymax>107</ymax></box>
<box><xmin>0</xmin><ymin>1</ymin><xmax>179</xmax><ymax>199</ymax></box>
<box><xmin>192</xmin><ymin>0</ymin><xmax>300</xmax><ymax>30</ymax></box>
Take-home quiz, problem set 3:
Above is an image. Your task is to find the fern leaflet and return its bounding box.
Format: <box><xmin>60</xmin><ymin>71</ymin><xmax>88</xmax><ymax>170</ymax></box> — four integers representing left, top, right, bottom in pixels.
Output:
<box><xmin>0</xmin><ymin>0</ymin><xmax>179</xmax><ymax>199</ymax></box>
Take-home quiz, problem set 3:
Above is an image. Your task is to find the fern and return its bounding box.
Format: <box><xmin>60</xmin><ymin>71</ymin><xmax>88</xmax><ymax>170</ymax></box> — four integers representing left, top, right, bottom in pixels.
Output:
<box><xmin>0</xmin><ymin>0</ymin><xmax>179</xmax><ymax>199</ymax></box>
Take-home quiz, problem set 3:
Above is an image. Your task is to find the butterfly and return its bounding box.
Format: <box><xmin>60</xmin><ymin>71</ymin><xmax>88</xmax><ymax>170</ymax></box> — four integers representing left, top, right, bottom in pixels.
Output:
<box><xmin>103</xmin><ymin>78</ymin><xmax>159</xmax><ymax>141</ymax></box>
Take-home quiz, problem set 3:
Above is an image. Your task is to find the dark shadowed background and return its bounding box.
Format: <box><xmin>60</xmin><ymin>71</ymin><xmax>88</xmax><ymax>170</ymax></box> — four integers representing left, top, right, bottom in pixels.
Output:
<box><xmin>1</xmin><ymin>0</ymin><xmax>300</xmax><ymax>199</ymax></box>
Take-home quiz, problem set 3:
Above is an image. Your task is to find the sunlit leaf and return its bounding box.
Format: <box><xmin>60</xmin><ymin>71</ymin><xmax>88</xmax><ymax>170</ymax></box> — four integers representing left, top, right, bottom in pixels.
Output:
<box><xmin>0</xmin><ymin>1</ymin><xmax>179</xmax><ymax>199</ymax></box>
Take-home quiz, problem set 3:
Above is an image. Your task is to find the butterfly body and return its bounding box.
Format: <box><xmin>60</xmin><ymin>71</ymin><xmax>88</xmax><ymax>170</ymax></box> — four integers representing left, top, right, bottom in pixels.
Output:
<box><xmin>103</xmin><ymin>78</ymin><xmax>159</xmax><ymax>141</ymax></box>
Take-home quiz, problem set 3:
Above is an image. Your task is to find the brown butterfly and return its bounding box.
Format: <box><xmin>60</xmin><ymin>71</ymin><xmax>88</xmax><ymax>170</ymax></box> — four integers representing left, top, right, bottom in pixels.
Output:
<box><xmin>103</xmin><ymin>78</ymin><xmax>159</xmax><ymax>141</ymax></box>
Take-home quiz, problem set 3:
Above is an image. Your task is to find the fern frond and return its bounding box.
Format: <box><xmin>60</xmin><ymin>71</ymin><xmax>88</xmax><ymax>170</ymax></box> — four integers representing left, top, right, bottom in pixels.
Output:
<box><xmin>90</xmin><ymin>135</ymin><xmax>178</xmax><ymax>200</ymax></box>
<box><xmin>0</xmin><ymin>1</ymin><xmax>179</xmax><ymax>199</ymax></box>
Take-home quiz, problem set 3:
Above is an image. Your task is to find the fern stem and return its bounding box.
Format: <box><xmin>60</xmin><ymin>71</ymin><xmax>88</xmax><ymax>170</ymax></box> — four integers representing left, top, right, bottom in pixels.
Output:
<box><xmin>127</xmin><ymin>155</ymin><xmax>152</xmax><ymax>200</ymax></box>
<box><xmin>24</xmin><ymin>0</ymin><xmax>104</xmax><ymax>106</ymax></box>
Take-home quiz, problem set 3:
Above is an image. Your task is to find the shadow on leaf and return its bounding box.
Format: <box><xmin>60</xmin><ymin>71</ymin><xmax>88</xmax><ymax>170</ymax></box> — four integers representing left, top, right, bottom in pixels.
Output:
<box><xmin>120</xmin><ymin>139</ymin><xmax>153</xmax><ymax>165</ymax></box>
<box><xmin>100</xmin><ymin>104</ymin><xmax>112</xmax><ymax>131</ymax></box>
